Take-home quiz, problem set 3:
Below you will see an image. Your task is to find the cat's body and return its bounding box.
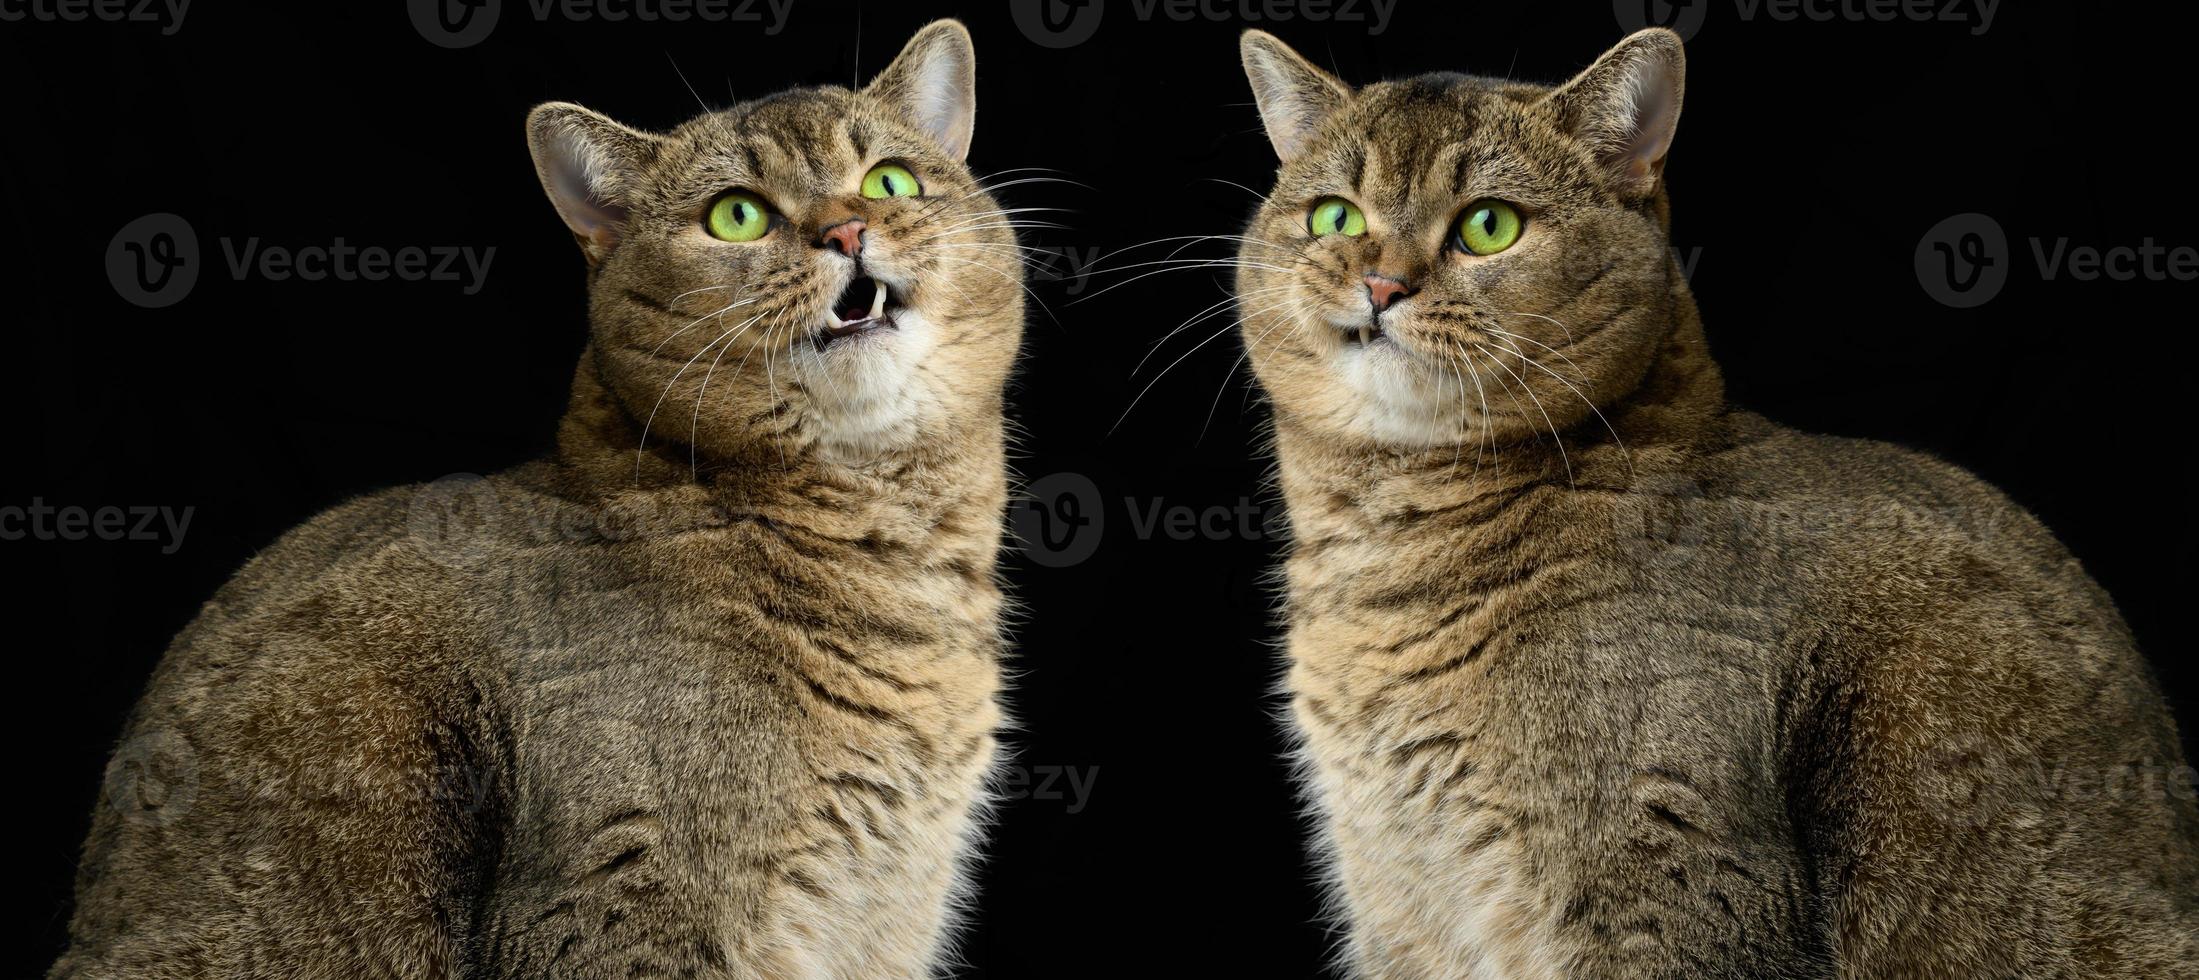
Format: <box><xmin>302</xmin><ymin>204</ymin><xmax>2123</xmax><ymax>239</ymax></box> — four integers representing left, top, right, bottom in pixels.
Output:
<box><xmin>1281</xmin><ymin>367</ymin><xmax>2199</xmax><ymax>979</ymax></box>
<box><xmin>56</xmin><ymin>22</ymin><xmax>1021</xmax><ymax>979</ymax></box>
<box><xmin>1236</xmin><ymin>29</ymin><xmax>2199</xmax><ymax>979</ymax></box>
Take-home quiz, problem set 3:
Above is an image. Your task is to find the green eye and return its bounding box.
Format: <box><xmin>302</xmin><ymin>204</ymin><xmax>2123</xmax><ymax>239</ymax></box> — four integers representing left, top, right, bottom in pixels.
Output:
<box><xmin>861</xmin><ymin>162</ymin><xmax>921</xmax><ymax>199</ymax></box>
<box><xmin>1455</xmin><ymin>199</ymin><xmax>1524</xmax><ymax>255</ymax></box>
<box><xmin>1308</xmin><ymin>197</ymin><xmax>1367</xmax><ymax>237</ymax></box>
<box><xmin>706</xmin><ymin>191</ymin><xmax>771</xmax><ymax>242</ymax></box>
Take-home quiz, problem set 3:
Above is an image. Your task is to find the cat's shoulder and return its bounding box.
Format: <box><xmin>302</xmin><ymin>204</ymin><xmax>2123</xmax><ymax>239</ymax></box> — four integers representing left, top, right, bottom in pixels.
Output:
<box><xmin>165</xmin><ymin>469</ymin><xmax>552</xmax><ymax>684</ymax></box>
<box><xmin>1714</xmin><ymin>410</ymin><xmax>2096</xmax><ymax>602</ymax></box>
<box><xmin>1719</xmin><ymin>410</ymin><xmax>2034</xmax><ymax>516</ymax></box>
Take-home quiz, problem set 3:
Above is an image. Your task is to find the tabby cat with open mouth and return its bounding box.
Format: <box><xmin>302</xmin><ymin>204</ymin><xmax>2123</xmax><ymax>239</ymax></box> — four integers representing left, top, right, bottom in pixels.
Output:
<box><xmin>56</xmin><ymin>20</ymin><xmax>1025</xmax><ymax>979</ymax></box>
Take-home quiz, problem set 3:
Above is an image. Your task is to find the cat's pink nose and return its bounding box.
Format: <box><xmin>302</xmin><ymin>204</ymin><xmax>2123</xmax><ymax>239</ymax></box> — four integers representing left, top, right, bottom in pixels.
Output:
<box><xmin>820</xmin><ymin>219</ymin><xmax>866</xmax><ymax>258</ymax></box>
<box><xmin>1364</xmin><ymin>274</ymin><xmax>1412</xmax><ymax>313</ymax></box>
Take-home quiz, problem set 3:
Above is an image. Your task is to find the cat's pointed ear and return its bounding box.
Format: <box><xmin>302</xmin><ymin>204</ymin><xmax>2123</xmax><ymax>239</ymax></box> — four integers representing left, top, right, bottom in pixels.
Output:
<box><xmin>526</xmin><ymin>102</ymin><xmax>662</xmax><ymax>265</ymax></box>
<box><xmin>1240</xmin><ymin>29</ymin><xmax>1350</xmax><ymax>163</ymax></box>
<box><xmin>1543</xmin><ymin>29</ymin><xmax>1686</xmax><ymax>201</ymax></box>
<box><xmin>863</xmin><ymin>20</ymin><xmax>977</xmax><ymax>161</ymax></box>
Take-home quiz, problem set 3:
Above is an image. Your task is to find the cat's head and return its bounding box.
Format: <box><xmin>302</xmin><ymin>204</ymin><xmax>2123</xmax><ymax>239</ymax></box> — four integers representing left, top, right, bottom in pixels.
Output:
<box><xmin>527</xmin><ymin>20</ymin><xmax>1021</xmax><ymax>465</ymax></box>
<box><xmin>1234</xmin><ymin>29</ymin><xmax>1691</xmax><ymax>452</ymax></box>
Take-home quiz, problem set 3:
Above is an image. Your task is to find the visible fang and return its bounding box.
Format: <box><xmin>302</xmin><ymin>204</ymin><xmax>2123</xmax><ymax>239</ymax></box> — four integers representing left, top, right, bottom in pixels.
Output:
<box><xmin>870</xmin><ymin>280</ymin><xmax>888</xmax><ymax>319</ymax></box>
<box><xmin>1358</xmin><ymin>326</ymin><xmax>1373</xmax><ymax>344</ymax></box>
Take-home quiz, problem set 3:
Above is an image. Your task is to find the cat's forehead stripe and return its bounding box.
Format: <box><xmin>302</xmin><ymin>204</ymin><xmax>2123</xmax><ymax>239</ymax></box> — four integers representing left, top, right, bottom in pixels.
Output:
<box><xmin>846</xmin><ymin>118</ymin><xmax>870</xmax><ymax>162</ymax></box>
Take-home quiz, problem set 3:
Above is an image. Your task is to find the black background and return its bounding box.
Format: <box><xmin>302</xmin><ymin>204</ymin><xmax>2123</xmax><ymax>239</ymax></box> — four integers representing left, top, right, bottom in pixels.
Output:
<box><xmin>5</xmin><ymin>1</ymin><xmax>2192</xmax><ymax>976</ymax></box>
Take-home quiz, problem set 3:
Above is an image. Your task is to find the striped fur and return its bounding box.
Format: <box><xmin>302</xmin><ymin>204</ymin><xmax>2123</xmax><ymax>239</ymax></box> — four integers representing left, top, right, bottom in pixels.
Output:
<box><xmin>55</xmin><ymin>21</ymin><xmax>1022</xmax><ymax>979</ymax></box>
<box><xmin>1235</xmin><ymin>29</ymin><xmax>2199</xmax><ymax>979</ymax></box>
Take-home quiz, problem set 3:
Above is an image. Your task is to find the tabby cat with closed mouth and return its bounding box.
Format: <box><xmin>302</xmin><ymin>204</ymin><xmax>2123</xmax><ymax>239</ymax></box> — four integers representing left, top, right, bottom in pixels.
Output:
<box><xmin>56</xmin><ymin>20</ymin><xmax>1022</xmax><ymax>979</ymax></box>
<box><xmin>1234</xmin><ymin>27</ymin><xmax>2198</xmax><ymax>979</ymax></box>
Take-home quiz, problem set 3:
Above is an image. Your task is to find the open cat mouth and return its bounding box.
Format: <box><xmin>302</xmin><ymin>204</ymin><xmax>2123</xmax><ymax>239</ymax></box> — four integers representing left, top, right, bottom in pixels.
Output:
<box><xmin>1342</xmin><ymin>322</ymin><xmax>1386</xmax><ymax>346</ymax></box>
<box><xmin>818</xmin><ymin>276</ymin><xmax>901</xmax><ymax>350</ymax></box>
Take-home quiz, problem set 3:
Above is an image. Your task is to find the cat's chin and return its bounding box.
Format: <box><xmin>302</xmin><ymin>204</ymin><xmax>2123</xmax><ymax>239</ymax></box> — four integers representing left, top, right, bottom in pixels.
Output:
<box><xmin>1329</xmin><ymin>340</ymin><xmax>1476</xmax><ymax>450</ymax></box>
<box><xmin>796</xmin><ymin>309</ymin><xmax>942</xmax><ymax>459</ymax></box>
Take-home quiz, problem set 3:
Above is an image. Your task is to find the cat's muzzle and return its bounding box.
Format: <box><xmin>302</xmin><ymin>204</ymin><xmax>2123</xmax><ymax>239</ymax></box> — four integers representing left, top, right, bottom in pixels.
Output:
<box><xmin>818</xmin><ymin>276</ymin><xmax>900</xmax><ymax>349</ymax></box>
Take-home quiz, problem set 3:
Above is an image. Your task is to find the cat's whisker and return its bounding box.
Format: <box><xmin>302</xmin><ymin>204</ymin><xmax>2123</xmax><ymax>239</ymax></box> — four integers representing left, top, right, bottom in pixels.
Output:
<box><xmin>925</xmin><ymin>204</ymin><xmax>1073</xmax><ymax>228</ymax></box>
<box><xmin>1490</xmin><ymin>309</ymin><xmax>1578</xmax><ymax>345</ymax></box>
<box><xmin>687</xmin><ymin>310</ymin><xmax>774</xmax><ymax>476</ymax></box>
<box><xmin>666</xmin><ymin>51</ymin><xmax>711</xmax><ymax>114</ymax></box>
<box><xmin>917</xmin><ymin>204</ymin><xmax>1068</xmax><ymax>229</ymax></box>
<box><xmin>1086</xmin><ymin>234</ymin><xmax>1309</xmax><ymax>303</ymax></box>
<box><xmin>668</xmin><ymin>284</ymin><xmax>755</xmax><ymax>302</ymax></box>
<box><xmin>921</xmin><ymin>252</ymin><xmax>1065</xmax><ymax>330</ymax></box>
<box><xmin>926</xmin><ymin>241</ymin><xmax>1060</xmax><ymax>275</ymax></box>
<box><xmin>1478</xmin><ymin>332</ymin><xmax>1634</xmax><ymax>479</ymax></box>
<box><xmin>1200</xmin><ymin>297</ymin><xmax>1309</xmax><ymax>442</ymax></box>
<box><xmin>966</xmin><ymin>165</ymin><xmax>1072</xmax><ymax>182</ymax></box>
<box><xmin>636</xmin><ymin>304</ymin><xmax>762</xmax><ymax>478</ymax></box>
<box><xmin>915</xmin><ymin>219</ymin><xmax>1069</xmax><ymax>242</ymax></box>
<box><xmin>1466</xmin><ymin>347</ymin><xmax>1501</xmax><ymax>476</ymax></box>
<box><xmin>1473</xmin><ymin>342</ymin><xmax>1572</xmax><ymax>485</ymax></box>
<box><xmin>1435</xmin><ymin>342</ymin><xmax>1464</xmax><ymax>476</ymax></box>
<box><xmin>1071</xmin><ymin>258</ymin><xmax>1298</xmax><ymax>305</ymax></box>
<box><xmin>1089</xmin><ymin>253</ymin><xmax>1298</xmax><ymax>275</ymax></box>
<box><xmin>1479</xmin><ymin>326</ymin><xmax>1590</xmax><ymax>382</ymax></box>
<box><xmin>1452</xmin><ymin>339</ymin><xmax>1495</xmax><ymax>477</ymax></box>
<box><xmin>1197</xmin><ymin>177</ymin><xmax>1280</xmax><ymax>208</ymax></box>
<box><xmin>645</xmin><ymin>295</ymin><xmax>763</xmax><ymax>359</ymax></box>
<box><xmin>1134</xmin><ymin>284</ymin><xmax>1297</xmax><ymax>378</ymax></box>
<box><xmin>1114</xmin><ymin>296</ymin><xmax>1305</xmax><ymax>436</ymax></box>
<box><xmin>966</xmin><ymin>176</ymin><xmax>1093</xmax><ymax>196</ymax></box>
<box><xmin>761</xmin><ymin>308</ymin><xmax>791</xmax><ymax>470</ymax></box>
<box><xmin>1085</xmin><ymin>234</ymin><xmax>1293</xmax><ymax>274</ymax></box>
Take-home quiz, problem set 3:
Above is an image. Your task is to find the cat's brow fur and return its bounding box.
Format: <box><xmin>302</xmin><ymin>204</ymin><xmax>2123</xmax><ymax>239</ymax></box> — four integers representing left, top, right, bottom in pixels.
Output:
<box><xmin>1235</xmin><ymin>28</ymin><xmax>2199</xmax><ymax>979</ymax></box>
<box><xmin>54</xmin><ymin>20</ymin><xmax>1023</xmax><ymax>979</ymax></box>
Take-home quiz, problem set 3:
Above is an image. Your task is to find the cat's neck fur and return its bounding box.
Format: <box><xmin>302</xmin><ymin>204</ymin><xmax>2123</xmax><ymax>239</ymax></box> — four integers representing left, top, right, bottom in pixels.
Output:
<box><xmin>1272</xmin><ymin>296</ymin><xmax>1726</xmax><ymax>543</ymax></box>
<box><xmin>544</xmin><ymin>345</ymin><xmax>1008</xmax><ymax>562</ymax></box>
